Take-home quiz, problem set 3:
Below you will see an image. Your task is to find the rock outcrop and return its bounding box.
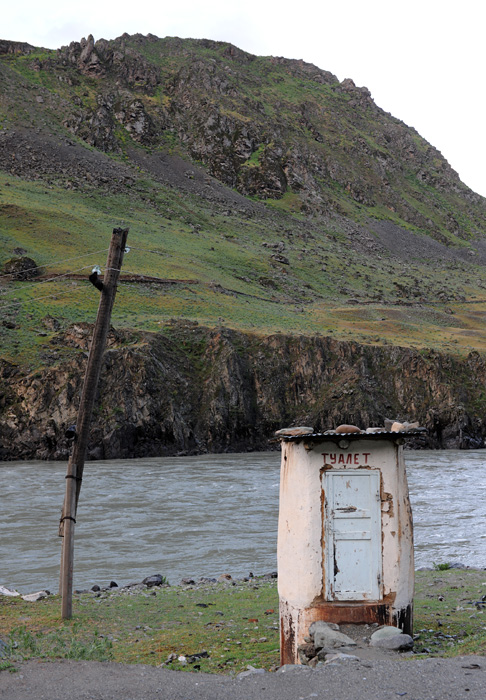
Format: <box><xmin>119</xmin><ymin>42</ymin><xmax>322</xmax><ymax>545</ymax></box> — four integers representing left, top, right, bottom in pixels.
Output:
<box><xmin>2</xmin><ymin>256</ymin><xmax>39</xmax><ymax>280</ymax></box>
<box><xmin>3</xmin><ymin>32</ymin><xmax>483</xmax><ymax>237</ymax></box>
<box><xmin>1</xmin><ymin>322</ymin><xmax>484</xmax><ymax>460</ymax></box>
<box><xmin>0</xmin><ymin>40</ymin><xmax>37</xmax><ymax>55</ymax></box>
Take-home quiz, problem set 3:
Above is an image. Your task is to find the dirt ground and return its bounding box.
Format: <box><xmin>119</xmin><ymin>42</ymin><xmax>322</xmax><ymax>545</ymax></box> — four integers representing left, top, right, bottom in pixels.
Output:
<box><xmin>1</xmin><ymin>656</ymin><xmax>485</xmax><ymax>700</ymax></box>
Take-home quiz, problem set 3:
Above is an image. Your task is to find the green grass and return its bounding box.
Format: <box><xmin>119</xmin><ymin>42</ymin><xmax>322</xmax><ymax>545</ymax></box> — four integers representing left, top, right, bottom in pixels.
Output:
<box><xmin>434</xmin><ymin>562</ymin><xmax>453</xmax><ymax>571</ymax></box>
<box><xmin>1</xmin><ymin>570</ymin><xmax>485</xmax><ymax>674</ymax></box>
<box><xmin>1</xmin><ymin>132</ymin><xmax>486</xmax><ymax>368</ymax></box>
<box><xmin>5</xmin><ymin>624</ymin><xmax>113</xmax><ymax>662</ymax></box>
<box><xmin>1</xmin><ymin>579</ymin><xmax>280</xmax><ymax>673</ymax></box>
<box><xmin>414</xmin><ymin>568</ymin><xmax>486</xmax><ymax>656</ymax></box>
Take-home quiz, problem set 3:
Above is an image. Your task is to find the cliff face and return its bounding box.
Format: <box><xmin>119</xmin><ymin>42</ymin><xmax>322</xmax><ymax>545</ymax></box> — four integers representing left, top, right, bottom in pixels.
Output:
<box><xmin>1</xmin><ymin>322</ymin><xmax>484</xmax><ymax>461</ymax></box>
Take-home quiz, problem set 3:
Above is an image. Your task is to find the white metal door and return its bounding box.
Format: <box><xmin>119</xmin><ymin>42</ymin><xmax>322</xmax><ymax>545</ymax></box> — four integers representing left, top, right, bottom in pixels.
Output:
<box><xmin>323</xmin><ymin>470</ymin><xmax>382</xmax><ymax>601</ymax></box>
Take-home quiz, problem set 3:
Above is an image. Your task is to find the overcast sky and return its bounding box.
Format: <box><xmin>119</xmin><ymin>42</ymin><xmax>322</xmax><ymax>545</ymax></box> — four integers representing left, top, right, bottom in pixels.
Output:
<box><xmin>4</xmin><ymin>0</ymin><xmax>485</xmax><ymax>197</ymax></box>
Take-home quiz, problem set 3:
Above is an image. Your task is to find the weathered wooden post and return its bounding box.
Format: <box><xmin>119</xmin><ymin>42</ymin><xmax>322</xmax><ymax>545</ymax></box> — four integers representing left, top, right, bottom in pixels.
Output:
<box><xmin>59</xmin><ymin>227</ymin><xmax>128</xmax><ymax>619</ymax></box>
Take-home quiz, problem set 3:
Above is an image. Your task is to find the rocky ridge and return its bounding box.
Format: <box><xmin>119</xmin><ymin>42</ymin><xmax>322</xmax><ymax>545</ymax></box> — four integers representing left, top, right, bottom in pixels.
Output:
<box><xmin>1</xmin><ymin>34</ymin><xmax>485</xmax><ymax>238</ymax></box>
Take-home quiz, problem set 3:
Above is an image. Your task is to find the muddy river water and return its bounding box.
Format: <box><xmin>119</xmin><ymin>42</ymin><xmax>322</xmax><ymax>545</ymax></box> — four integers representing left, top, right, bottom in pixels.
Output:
<box><xmin>1</xmin><ymin>450</ymin><xmax>485</xmax><ymax>593</ymax></box>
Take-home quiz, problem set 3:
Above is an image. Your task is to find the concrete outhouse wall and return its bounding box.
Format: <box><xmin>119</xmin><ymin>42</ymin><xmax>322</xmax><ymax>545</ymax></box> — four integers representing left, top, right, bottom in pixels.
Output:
<box><xmin>277</xmin><ymin>436</ymin><xmax>414</xmax><ymax>665</ymax></box>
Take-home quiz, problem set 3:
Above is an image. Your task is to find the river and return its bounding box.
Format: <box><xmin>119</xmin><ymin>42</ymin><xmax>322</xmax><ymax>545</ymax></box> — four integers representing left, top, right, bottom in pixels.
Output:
<box><xmin>1</xmin><ymin>450</ymin><xmax>485</xmax><ymax>594</ymax></box>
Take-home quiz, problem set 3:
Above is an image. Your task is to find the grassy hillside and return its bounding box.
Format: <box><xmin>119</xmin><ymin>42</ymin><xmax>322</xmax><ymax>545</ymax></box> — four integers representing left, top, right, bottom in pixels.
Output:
<box><xmin>1</xmin><ymin>34</ymin><xmax>486</xmax><ymax>371</ymax></box>
<box><xmin>2</xmin><ymin>170</ymin><xmax>486</xmax><ymax>372</ymax></box>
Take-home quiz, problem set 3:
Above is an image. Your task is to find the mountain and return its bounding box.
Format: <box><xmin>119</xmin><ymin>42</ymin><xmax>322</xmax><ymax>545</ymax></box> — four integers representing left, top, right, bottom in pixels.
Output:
<box><xmin>1</xmin><ymin>33</ymin><xmax>486</xmax><ymax>457</ymax></box>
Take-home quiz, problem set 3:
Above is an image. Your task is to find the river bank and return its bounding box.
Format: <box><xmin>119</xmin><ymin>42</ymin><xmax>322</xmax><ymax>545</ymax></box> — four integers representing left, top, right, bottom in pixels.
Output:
<box><xmin>1</xmin><ymin>568</ymin><xmax>485</xmax><ymax>676</ymax></box>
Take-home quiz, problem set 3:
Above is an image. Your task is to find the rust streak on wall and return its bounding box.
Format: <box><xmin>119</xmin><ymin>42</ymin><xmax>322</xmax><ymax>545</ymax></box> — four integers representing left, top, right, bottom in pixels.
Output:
<box><xmin>279</xmin><ymin>601</ymin><xmax>297</xmax><ymax>666</ymax></box>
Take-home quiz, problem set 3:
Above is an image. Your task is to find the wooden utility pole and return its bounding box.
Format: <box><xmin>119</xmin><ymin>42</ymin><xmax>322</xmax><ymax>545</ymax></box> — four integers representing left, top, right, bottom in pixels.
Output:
<box><xmin>59</xmin><ymin>227</ymin><xmax>128</xmax><ymax>619</ymax></box>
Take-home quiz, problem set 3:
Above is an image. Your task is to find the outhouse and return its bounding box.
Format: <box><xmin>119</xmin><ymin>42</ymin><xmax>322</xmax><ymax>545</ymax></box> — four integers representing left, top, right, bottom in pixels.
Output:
<box><xmin>277</xmin><ymin>428</ymin><xmax>418</xmax><ymax>665</ymax></box>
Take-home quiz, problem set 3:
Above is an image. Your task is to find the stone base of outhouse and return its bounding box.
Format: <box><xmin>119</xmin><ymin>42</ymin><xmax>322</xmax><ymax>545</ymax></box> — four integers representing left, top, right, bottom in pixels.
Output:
<box><xmin>279</xmin><ymin>599</ymin><xmax>413</xmax><ymax>666</ymax></box>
